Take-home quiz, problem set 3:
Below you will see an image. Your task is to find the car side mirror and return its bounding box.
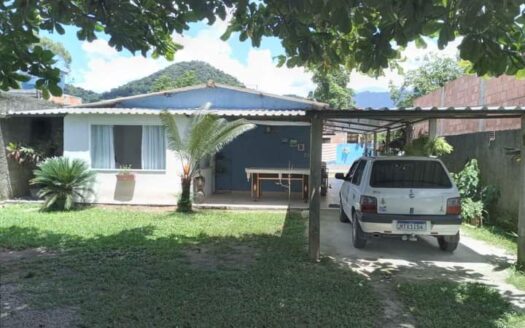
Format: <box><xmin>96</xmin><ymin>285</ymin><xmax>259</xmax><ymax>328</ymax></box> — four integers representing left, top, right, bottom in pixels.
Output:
<box><xmin>335</xmin><ymin>173</ymin><xmax>346</xmax><ymax>180</ymax></box>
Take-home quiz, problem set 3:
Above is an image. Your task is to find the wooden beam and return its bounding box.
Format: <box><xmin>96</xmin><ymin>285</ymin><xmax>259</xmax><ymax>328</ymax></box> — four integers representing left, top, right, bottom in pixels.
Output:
<box><xmin>309</xmin><ymin>115</ymin><xmax>322</xmax><ymax>262</ymax></box>
<box><xmin>518</xmin><ymin>114</ymin><xmax>525</xmax><ymax>268</ymax></box>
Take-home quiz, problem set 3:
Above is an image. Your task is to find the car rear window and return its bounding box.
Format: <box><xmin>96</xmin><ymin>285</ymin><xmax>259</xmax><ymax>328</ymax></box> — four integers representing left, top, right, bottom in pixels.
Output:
<box><xmin>370</xmin><ymin>160</ymin><xmax>452</xmax><ymax>188</ymax></box>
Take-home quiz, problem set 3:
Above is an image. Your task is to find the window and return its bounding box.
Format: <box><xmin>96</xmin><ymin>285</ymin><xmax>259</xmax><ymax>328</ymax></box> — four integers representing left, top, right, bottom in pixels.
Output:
<box><xmin>351</xmin><ymin>160</ymin><xmax>367</xmax><ymax>185</ymax></box>
<box><xmin>91</xmin><ymin>125</ymin><xmax>165</xmax><ymax>170</ymax></box>
<box><xmin>370</xmin><ymin>160</ymin><xmax>452</xmax><ymax>188</ymax></box>
<box><xmin>345</xmin><ymin>161</ymin><xmax>359</xmax><ymax>180</ymax></box>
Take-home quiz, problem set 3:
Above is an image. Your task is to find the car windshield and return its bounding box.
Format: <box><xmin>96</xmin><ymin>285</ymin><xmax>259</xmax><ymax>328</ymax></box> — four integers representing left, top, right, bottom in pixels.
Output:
<box><xmin>370</xmin><ymin>160</ymin><xmax>452</xmax><ymax>188</ymax></box>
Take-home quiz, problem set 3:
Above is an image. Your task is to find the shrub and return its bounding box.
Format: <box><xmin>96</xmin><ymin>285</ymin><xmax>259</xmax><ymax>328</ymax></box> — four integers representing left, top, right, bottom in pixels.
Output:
<box><xmin>461</xmin><ymin>198</ymin><xmax>484</xmax><ymax>226</ymax></box>
<box><xmin>30</xmin><ymin>157</ymin><xmax>96</xmax><ymax>211</ymax></box>
<box><xmin>404</xmin><ymin>136</ymin><xmax>453</xmax><ymax>157</ymax></box>
<box><xmin>452</xmin><ymin>159</ymin><xmax>500</xmax><ymax>226</ymax></box>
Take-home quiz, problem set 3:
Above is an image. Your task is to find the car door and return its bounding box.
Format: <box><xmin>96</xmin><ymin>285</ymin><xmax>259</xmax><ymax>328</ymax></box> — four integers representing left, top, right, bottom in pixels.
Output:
<box><xmin>349</xmin><ymin>159</ymin><xmax>367</xmax><ymax>210</ymax></box>
<box><xmin>340</xmin><ymin>161</ymin><xmax>358</xmax><ymax>214</ymax></box>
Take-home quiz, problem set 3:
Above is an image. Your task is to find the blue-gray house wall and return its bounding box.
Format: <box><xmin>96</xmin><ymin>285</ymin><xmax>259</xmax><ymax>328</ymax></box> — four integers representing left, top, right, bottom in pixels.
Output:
<box><xmin>117</xmin><ymin>87</ymin><xmax>317</xmax><ymax>110</ymax></box>
<box><xmin>215</xmin><ymin>125</ymin><xmax>310</xmax><ymax>192</ymax></box>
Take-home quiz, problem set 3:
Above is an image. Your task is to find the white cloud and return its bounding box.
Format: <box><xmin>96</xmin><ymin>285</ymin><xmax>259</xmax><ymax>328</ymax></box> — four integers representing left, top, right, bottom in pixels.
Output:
<box><xmin>74</xmin><ymin>24</ymin><xmax>462</xmax><ymax>95</ymax></box>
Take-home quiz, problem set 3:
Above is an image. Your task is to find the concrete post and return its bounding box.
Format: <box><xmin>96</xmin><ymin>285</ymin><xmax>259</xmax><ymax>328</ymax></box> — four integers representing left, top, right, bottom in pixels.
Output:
<box><xmin>429</xmin><ymin>119</ymin><xmax>438</xmax><ymax>139</ymax></box>
<box><xmin>518</xmin><ymin>114</ymin><xmax>525</xmax><ymax>268</ymax></box>
<box><xmin>309</xmin><ymin>116</ymin><xmax>323</xmax><ymax>262</ymax></box>
<box><xmin>386</xmin><ymin>128</ymin><xmax>391</xmax><ymax>154</ymax></box>
<box><xmin>373</xmin><ymin>132</ymin><xmax>378</xmax><ymax>156</ymax></box>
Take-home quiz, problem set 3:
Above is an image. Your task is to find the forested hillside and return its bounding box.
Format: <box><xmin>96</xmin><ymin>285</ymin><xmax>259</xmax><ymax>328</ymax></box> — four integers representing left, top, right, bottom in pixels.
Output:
<box><xmin>65</xmin><ymin>61</ymin><xmax>243</xmax><ymax>102</ymax></box>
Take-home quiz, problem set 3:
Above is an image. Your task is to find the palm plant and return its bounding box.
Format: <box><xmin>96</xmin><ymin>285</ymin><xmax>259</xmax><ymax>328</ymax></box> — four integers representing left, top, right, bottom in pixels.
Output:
<box><xmin>160</xmin><ymin>109</ymin><xmax>255</xmax><ymax>212</ymax></box>
<box><xmin>30</xmin><ymin>157</ymin><xmax>96</xmax><ymax>211</ymax></box>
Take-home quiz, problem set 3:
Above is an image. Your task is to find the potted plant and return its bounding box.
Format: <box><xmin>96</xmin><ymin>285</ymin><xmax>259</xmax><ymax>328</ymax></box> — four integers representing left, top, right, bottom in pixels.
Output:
<box><xmin>116</xmin><ymin>165</ymin><xmax>135</xmax><ymax>182</ymax></box>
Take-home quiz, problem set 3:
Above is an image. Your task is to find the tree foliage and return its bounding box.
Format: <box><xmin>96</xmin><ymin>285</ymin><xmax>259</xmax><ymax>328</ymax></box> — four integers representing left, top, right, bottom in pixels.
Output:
<box><xmin>308</xmin><ymin>67</ymin><xmax>354</xmax><ymax>109</ymax></box>
<box><xmin>37</xmin><ymin>37</ymin><xmax>72</xmax><ymax>71</ymax></box>
<box><xmin>3</xmin><ymin>1</ymin><xmax>525</xmax><ymax>97</ymax></box>
<box><xmin>160</xmin><ymin>109</ymin><xmax>255</xmax><ymax>212</ymax></box>
<box><xmin>390</xmin><ymin>55</ymin><xmax>465</xmax><ymax>106</ymax></box>
<box><xmin>151</xmin><ymin>71</ymin><xmax>199</xmax><ymax>92</ymax></box>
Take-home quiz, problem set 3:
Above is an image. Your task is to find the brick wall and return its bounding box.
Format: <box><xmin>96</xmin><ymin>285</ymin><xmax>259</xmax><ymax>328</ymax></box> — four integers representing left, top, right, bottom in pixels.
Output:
<box><xmin>413</xmin><ymin>75</ymin><xmax>524</xmax><ymax>136</ymax></box>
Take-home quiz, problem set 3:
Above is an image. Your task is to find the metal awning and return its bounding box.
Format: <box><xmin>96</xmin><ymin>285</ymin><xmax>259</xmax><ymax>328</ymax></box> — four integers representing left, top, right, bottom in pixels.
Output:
<box><xmin>312</xmin><ymin>106</ymin><xmax>525</xmax><ymax>134</ymax></box>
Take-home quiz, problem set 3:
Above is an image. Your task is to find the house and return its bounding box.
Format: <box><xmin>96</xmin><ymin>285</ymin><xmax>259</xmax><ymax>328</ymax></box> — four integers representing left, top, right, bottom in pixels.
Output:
<box><xmin>5</xmin><ymin>83</ymin><xmax>328</xmax><ymax>205</ymax></box>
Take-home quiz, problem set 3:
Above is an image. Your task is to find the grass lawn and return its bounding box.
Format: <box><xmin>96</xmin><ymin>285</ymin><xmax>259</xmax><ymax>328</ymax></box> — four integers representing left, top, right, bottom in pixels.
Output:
<box><xmin>1</xmin><ymin>205</ymin><xmax>524</xmax><ymax>327</ymax></box>
<box><xmin>461</xmin><ymin>224</ymin><xmax>525</xmax><ymax>291</ymax></box>
<box><xmin>0</xmin><ymin>205</ymin><xmax>379</xmax><ymax>327</ymax></box>
<box><xmin>397</xmin><ymin>281</ymin><xmax>525</xmax><ymax>328</ymax></box>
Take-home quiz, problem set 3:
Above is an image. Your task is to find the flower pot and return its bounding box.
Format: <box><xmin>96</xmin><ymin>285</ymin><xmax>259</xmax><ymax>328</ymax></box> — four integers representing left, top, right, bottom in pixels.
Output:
<box><xmin>116</xmin><ymin>174</ymin><xmax>135</xmax><ymax>182</ymax></box>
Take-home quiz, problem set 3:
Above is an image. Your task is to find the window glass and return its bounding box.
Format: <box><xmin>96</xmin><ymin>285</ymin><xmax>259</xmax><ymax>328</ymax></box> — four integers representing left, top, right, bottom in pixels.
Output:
<box><xmin>351</xmin><ymin>160</ymin><xmax>367</xmax><ymax>185</ymax></box>
<box><xmin>91</xmin><ymin>125</ymin><xmax>165</xmax><ymax>170</ymax></box>
<box><xmin>370</xmin><ymin>160</ymin><xmax>452</xmax><ymax>188</ymax></box>
<box><xmin>345</xmin><ymin>161</ymin><xmax>358</xmax><ymax>180</ymax></box>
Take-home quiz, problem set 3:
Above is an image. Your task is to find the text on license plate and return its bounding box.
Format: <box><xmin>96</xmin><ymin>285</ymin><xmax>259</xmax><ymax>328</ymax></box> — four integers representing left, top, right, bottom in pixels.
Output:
<box><xmin>396</xmin><ymin>221</ymin><xmax>427</xmax><ymax>231</ymax></box>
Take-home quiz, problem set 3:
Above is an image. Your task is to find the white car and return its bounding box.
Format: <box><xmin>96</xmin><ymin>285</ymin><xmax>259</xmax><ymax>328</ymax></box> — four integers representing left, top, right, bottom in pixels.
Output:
<box><xmin>336</xmin><ymin>156</ymin><xmax>462</xmax><ymax>251</ymax></box>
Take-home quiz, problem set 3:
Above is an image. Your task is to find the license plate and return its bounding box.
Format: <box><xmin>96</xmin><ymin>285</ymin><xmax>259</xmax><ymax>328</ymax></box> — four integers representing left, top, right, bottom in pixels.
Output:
<box><xmin>395</xmin><ymin>221</ymin><xmax>427</xmax><ymax>232</ymax></box>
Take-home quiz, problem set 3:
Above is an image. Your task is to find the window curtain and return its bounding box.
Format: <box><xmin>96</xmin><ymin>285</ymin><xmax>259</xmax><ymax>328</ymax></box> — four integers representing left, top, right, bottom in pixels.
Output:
<box><xmin>91</xmin><ymin>125</ymin><xmax>115</xmax><ymax>169</ymax></box>
<box><xmin>141</xmin><ymin>126</ymin><xmax>166</xmax><ymax>170</ymax></box>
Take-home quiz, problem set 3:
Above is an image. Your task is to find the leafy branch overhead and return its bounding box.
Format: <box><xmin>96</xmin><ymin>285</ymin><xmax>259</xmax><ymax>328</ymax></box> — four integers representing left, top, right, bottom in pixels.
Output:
<box><xmin>2</xmin><ymin>1</ymin><xmax>525</xmax><ymax>96</ymax></box>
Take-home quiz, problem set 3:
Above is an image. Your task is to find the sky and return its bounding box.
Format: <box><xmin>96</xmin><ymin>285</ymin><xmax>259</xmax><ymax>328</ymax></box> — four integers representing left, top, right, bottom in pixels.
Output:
<box><xmin>43</xmin><ymin>19</ymin><xmax>462</xmax><ymax>97</ymax></box>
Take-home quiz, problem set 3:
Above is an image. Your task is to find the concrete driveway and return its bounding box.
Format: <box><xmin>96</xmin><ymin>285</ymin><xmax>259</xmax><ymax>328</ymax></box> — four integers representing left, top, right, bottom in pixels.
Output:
<box><xmin>320</xmin><ymin>209</ymin><xmax>525</xmax><ymax>310</ymax></box>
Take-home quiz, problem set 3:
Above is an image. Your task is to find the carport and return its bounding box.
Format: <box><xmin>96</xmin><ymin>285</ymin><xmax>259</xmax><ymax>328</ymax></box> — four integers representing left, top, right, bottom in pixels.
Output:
<box><xmin>306</xmin><ymin>106</ymin><xmax>525</xmax><ymax>266</ymax></box>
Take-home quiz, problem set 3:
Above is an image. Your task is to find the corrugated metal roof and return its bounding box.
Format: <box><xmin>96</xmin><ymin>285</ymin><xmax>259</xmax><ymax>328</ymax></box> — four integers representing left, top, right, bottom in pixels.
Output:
<box><xmin>7</xmin><ymin>107</ymin><xmax>307</xmax><ymax>117</ymax></box>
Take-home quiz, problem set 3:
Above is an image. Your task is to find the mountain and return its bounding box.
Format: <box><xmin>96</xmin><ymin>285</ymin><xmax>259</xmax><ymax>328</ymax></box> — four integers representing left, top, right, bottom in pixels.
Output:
<box><xmin>354</xmin><ymin>91</ymin><xmax>394</xmax><ymax>108</ymax></box>
<box><xmin>64</xmin><ymin>84</ymin><xmax>102</xmax><ymax>103</ymax></box>
<box><xmin>101</xmin><ymin>61</ymin><xmax>242</xmax><ymax>99</ymax></box>
<box><xmin>65</xmin><ymin>61</ymin><xmax>243</xmax><ymax>103</ymax></box>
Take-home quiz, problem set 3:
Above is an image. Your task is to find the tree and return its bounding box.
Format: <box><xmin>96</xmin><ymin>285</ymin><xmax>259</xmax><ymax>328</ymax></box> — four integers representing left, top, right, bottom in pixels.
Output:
<box><xmin>151</xmin><ymin>71</ymin><xmax>199</xmax><ymax>92</ymax></box>
<box><xmin>160</xmin><ymin>110</ymin><xmax>255</xmax><ymax>212</ymax></box>
<box><xmin>3</xmin><ymin>1</ymin><xmax>525</xmax><ymax>97</ymax></box>
<box><xmin>389</xmin><ymin>56</ymin><xmax>465</xmax><ymax>106</ymax></box>
<box><xmin>37</xmin><ymin>37</ymin><xmax>72</xmax><ymax>72</ymax></box>
<box><xmin>309</xmin><ymin>67</ymin><xmax>354</xmax><ymax>109</ymax></box>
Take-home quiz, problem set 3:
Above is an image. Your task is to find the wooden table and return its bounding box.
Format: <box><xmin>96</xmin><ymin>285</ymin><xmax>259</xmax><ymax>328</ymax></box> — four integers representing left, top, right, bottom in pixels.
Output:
<box><xmin>245</xmin><ymin>167</ymin><xmax>309</xmax><ymax>201</ymax></box>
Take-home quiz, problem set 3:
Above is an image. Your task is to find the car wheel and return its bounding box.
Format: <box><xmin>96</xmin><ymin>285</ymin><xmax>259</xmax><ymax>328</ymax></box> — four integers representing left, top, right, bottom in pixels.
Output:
<box><xmin>352</xmin><ymin>212</ymin><xmax>367</xmax><ymax>249</ymax></box>
<box><xmin>438</xmin><ymin>232</ymin><xmax>460</xmax><ymax>252</ymax></box>
<box><xmin>339</xmin><ymin>201</ymin><xmax>350</xmax><ymax>223</ymax></box>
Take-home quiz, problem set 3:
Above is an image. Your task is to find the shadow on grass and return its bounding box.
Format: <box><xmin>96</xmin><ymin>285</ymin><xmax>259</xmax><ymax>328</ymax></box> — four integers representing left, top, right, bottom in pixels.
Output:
<box><xmin>0</xmin><ymin>209</ymin><xmax>379</xmax><ymax>328</ymax></box>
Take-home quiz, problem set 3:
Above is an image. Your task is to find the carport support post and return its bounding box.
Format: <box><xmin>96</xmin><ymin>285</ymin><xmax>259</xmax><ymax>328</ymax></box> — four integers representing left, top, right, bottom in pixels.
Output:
<box><xmin>518</xmin><ymin>114</ymin><xmax>525</xmax><ymax>269</ymax></box>
<box><xmin>429</xmin><ymin>119</ymin><xmax>438</xmax><ymax>139</ymax></box>
<box><xmin>309</xmin><ymin>115</ymin><xmax>323</xmax><ymax>262</ymax></box>
<box><xmin>373</xmin><ymin>132</ymin><xmax>378</xmax><ymax>156</ymax></box>
<box><xmin>386</xmin><ymin>128</ymin><xmax>391</xmax><ymax>154</ymax></box>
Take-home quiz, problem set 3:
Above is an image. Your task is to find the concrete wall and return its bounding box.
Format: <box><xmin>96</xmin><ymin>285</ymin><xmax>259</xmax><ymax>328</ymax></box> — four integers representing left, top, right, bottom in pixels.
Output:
<box><xmin>441</xmin><ymin>130</ymin><xmax>521</xmax><ymax>227</ymax></box>
<box><xmin>64</xmin><ymin>114</ymin><xmax>303</xmax><ymax>204</ymax></box>
<box><xmin>64</xmin><ymin>114</ymin><xmax>185</xmax><ymax>205</ymax></box>
<box><xmin>118</xmin><ymin>86</ymin><xmax>319</xmax><ymax>110</ymax></box>
<box><xmin>215</xmin><ymin>125</ymin><xmax>310</xmax><ymax>192</ymax></box>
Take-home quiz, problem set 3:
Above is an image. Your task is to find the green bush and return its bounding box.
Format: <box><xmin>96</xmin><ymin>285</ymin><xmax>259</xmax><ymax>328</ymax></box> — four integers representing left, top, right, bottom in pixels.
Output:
<box><xmin>30</xmin><ymin>157</ymin><xmax>96</xmax><ymax>211</ymax></box>
<box><xmin>452</xmin><ymin>159</ymin><xmax>500</xmax><ymax>225</ymax></box>
<box><xmin>404</xmin><ymin>136</ymin><xmax>453</xmax><ymax>157</ymax></box>
<box><xmin>461</xmin><ymin>198</ymin><xmax>484</xmax><ymax>225</ymax></box>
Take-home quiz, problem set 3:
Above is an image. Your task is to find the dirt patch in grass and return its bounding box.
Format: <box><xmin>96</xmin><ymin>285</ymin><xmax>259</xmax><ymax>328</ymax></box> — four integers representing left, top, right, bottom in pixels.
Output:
<box><xmin>0</xmin><ymin>283</ymin><xmax>79</xmax><ymax>328</ymax></box>
<box><xmin>182</xmin><ymin>244</ymin><xmax>259</xmax><ymax>271</ymax></box>
<box><xmin>0</xmin><ymin>248</ymin><xmax>56</xmax><ymax>265</ymax></box>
